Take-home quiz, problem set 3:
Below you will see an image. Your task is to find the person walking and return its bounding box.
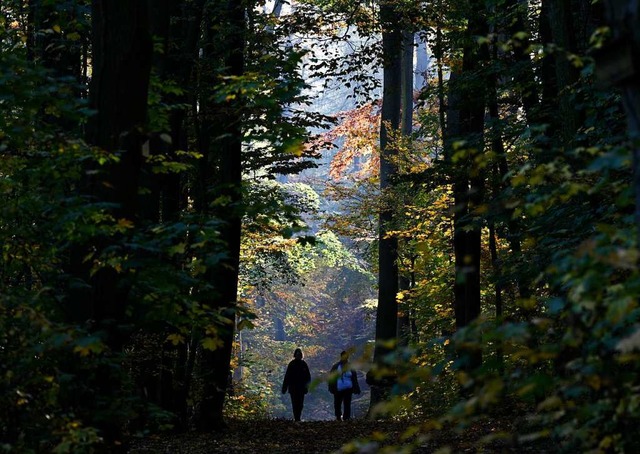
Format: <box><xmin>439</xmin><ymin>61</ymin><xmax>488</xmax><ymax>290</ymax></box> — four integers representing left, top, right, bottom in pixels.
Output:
<box><xmin>328</xmin><ymin>350</ymin><xmax>360</xmax><ymax>420</ymax></box>
<box><xmin>281</xmin><ymin>347</ymin><xmax>311</xmax><ymax>421</ymax></box>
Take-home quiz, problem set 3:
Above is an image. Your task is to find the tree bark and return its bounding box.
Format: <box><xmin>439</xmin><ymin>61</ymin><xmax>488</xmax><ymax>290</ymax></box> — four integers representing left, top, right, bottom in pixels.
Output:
<box><xmin>195</xmin><ymin>0</ymin><xmax>246</xmax><ymax>431</ymax></box>
<box><xmin>138</xmin><ymin>0</ymin><xmax>208</xmax><ymax>431</ymax></box>
<box><xmin>444</xmin><ymin>0</ymin><xmax>488</xmax><ymax>371</ymax></box>
<box><xmin>435</xmin><ymin>4</ymin><xmax>447</xmax><ymax>157</ymax></box>
<box><xmin>546</xmin><ymin>0</ymin><xmax>581</xmax><ymax>145</ymax></box>
<box><xmin>401</xmin><ymin>31</ymin><xmax>414</xmax><ymax>136</ymax></box>
<box><xmin>414</xmin><ymin>33</ymin><xmax>429</xmax><ymax>91</ymax></box>
<box><xmin>368</xmin><ymin>0</ymin><xmax>402</xmax><ymax>408</ymax></box>
<box><xmin>452</xmin><ymin>0</ymin><xmax>487</xmax><ymax>331</ymax></box>
<box><xmin>398</xmin><ymin>30</ymin><xmax>414</xmax><ymax>348</ymax></box>
<box><xmin>86</xmin><ymin>0</ymin><xmax>153</xmax><ymax>449</ymax></box>
<box><xmin>88</xmin><ymin>0</ymin><xmax>152</xmax><ymax>333</ymax></box>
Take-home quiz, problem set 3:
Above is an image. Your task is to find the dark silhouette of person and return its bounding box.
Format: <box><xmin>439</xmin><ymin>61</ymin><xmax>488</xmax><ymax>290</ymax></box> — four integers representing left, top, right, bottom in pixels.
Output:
<box><xmin>328</xmin><ymin>350</ymin><xmax>360</xmax><ymax>420</ymax></box>
<box><xmin>281</xmin><ymin>347</ymin><xmax>311</xmax><ymax>421</ymax></box>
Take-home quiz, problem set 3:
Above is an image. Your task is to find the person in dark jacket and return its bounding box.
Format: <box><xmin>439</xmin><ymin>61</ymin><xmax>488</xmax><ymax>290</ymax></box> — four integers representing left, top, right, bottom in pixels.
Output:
<box><xmin>328</xmin><ymin>350</ymin><xmax>360</xmax><ymax>420</ymax></box>
<box><xmin>281</xmin><ymin>348</ymin><xmax>311</xmax><ymax>421</ymax></box>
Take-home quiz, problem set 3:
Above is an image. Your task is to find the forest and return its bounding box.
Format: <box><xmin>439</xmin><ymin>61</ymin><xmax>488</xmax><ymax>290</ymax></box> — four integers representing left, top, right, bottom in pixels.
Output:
<box><xmin>1</xmin><ymin>0</ymin><xmax>640</xmax><ymax>452</ymax></box>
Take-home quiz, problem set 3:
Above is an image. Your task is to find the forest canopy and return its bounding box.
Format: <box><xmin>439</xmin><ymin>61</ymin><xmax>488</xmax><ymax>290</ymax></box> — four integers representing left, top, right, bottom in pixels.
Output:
<box><xmin>2</xmin><ymin>0</ymin><xmax>640</xmax><ymax>453</ymax></box>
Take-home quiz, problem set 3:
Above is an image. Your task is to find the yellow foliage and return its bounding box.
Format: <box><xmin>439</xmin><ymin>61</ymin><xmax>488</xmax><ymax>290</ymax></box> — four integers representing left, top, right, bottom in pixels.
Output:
<box><xmin>284</xmin><ymin>139</ymin><xmax>305</xmax><ymax>157</ymax></box>
<box><xmin>167</xmin><ymin>333</ymin><xmax>185</xmax><ymax>345</ymax></box>
<box><xmin>202</xmin><ymin>337</ymin><xmax>224</xmax><ymax>351</ymax></box>
<box><xmin>116</xmin><ymin>218</ymin><xmax>134</xmax><ymax>230</ymax></box>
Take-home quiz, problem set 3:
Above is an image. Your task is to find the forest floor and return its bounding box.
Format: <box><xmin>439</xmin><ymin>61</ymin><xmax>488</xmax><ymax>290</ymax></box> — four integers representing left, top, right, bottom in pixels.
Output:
<box><xmin>128</xmin><ymin>417</ymin><xmax>553</xmax><ymax>453</ymax></box>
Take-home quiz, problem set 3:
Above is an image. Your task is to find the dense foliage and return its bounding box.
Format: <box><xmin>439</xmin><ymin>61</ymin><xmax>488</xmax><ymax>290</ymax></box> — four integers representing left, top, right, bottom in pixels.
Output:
<box><xmin>306</xmin><ymin>0</ymin><xmax>640</xmax><ymax>452</ymax></box>
<box><xmin>2</xmin><ymin>0</ymin><xmax>640</xmax><ymax>453</ymax></box>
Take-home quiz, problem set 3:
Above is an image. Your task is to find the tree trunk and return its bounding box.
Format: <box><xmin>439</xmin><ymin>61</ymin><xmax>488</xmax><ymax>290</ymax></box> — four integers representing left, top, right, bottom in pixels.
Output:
<box><xmin>88</xmin><ymin>0</ymin><xmax>152</xmax><ymax>328</ymax></box>
<box><xmin>435</xmin><ymin>4</ymin><xmax>447</xmax><ymax>157</ymax></box>
<box><xmin>546</xmin><ymin>0</ymin><xmax>581</xmax><ymax>145</ymax></box>
<box><xmin>274</xmin><ymin>316</ymin><xmax>287</xmax><ymax>341</ymax></box>
<box><xmin>445</xmin><ymin>0</ymin><xmax>488</xmax><ymax>371</ymax></box>
<box><xmin>195</xmin><ymin>0</ymin><xmax>246</xmax><ymax>431</ymax></box>
<box><xmin>401</xmin><ymin>31</ymin><xmax>414</xmax><ymax>136</ymax></box>
<box><xmin>414</xmin><ymin>33</ymin><xmax>429</xmax><ymax>91</ymax></box>
<box><xmin>141</xmin><ymin>0</ymin><xmax>207</xmax><ymax>431</ymax></box>
<box><xmin>368</xmin><ymin>0</ymin><xmax>402</xmax><ymax>409</ymax></box>
<box><xmin>398</xmin><ymin>30</ymin><xmax>414</xmax><ymax>348</ymax></box>
<box><xmin>452</xmin><ymin>0</ymin><xmax>487</xmax><ymax>331</ymax></box>
<box><xmin>86</xmin><ymin>0</ymin><xmax>153</xmax><ymax>449</ymax></box>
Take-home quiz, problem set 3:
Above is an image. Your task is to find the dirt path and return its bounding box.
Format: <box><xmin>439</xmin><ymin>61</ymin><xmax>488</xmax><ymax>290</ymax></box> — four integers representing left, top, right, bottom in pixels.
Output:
<box><xmin>129</xmin><ymin>418</ymin><xmax>428</xmax><ymax>453</ymax></box>
<box><xmin>128</xmin><ymin>417</ymin><xmax>550</xmax><ymax>453</ymax></box>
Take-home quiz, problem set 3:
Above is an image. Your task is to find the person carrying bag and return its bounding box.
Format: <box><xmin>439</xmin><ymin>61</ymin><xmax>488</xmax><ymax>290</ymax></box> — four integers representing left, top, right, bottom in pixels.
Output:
<box><xmin>328</xmin><ymin>350</ymin><xmax>360</xmax><ymax>420</ymax></box>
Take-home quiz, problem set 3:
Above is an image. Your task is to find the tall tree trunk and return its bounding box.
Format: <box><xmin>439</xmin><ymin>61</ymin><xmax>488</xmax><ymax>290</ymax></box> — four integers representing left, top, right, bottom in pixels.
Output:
<box><xmin>445</xmin><ymin>0</ymin><xmax>488</xmax><ymax>370</ymax></box>
<box><xmin>414</xmin><ymin>33</ymin><xmax>429</xmax><ymax>91</ymax></box>
<box><xmin>147</xmin><ymin>0</ymin><xmax>207</xmax><ymax>431</ymax></box>
<box><xmin>86</xmin><ymin>0</ymin><xmax>153</xmax><ymax>449</ymax></box>
<box><xmin>546</xmin><ymin>0</ymin><xmax>581</xmax><ymax>146</ymax></box>
<box><xmin>435</xmin><ymin>4</ymin><xmax>447</xmax><ymax>157</ymax></box>
<box><xmin>401</xmin><ymin>31</ymin><xmax>414</xmax><ymax>136</ymax></box>
<box><xmin>453</xmin><ymin>0</ymin><xmax>487</xmax><ymax>330</ymax></box>
<box><xmin>196</xmin><ymin>0</ymin><xmax>246</xmax><ymax>431</ymax></box>
<box><xmin>398</xmin><ymin>30</ymin><xmax>414</xmax><ymax>348</ymax></box>
<box><xmin>368</xmin><ymin>0</ymin><xmax>402</xmax><ymax>408</ymax></box>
